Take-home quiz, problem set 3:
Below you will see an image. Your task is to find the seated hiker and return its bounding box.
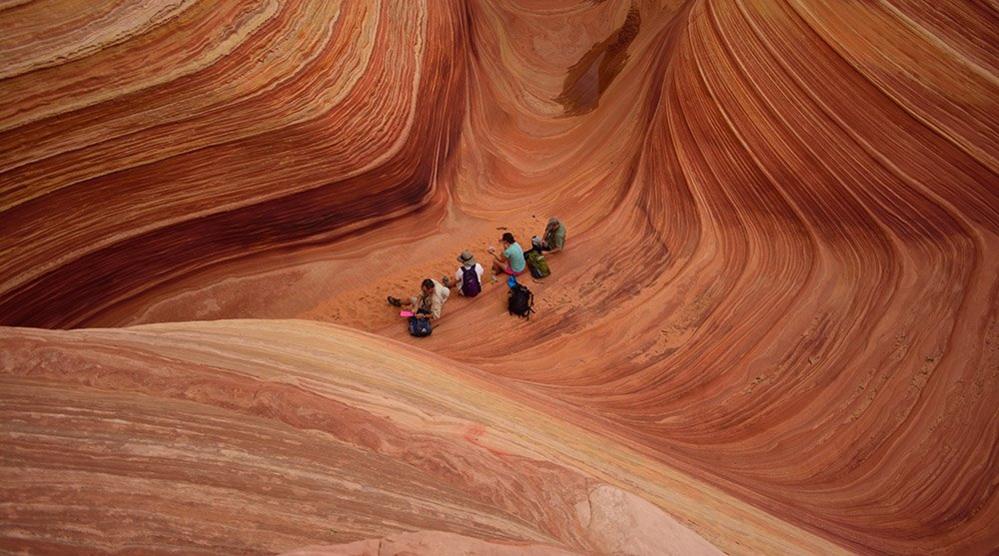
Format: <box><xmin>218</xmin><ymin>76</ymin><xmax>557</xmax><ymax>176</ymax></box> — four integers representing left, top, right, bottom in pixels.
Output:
<box><xmin>387</xmin><ymin>278</ymin><xmax>450</xmax><ymax>320</ymax></box>
<box><xmin>442</xmin><ymin>250</ymin><xmax>484</xmax><ymax>297</ymax></box>
<box><xmin>488</xmin><ymin>232</ymin><xmax>526</xmax><ymax>280</ymax></box>
<box><xmin>541</xmin><ymin>217</ymin><xmax>566</xmax><ymax>253</ymax></box>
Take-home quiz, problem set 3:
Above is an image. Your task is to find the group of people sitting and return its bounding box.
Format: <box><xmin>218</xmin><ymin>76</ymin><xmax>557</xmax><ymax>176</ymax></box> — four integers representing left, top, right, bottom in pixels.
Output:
<box><xmin>386</xmin><ymin>217</ymin><xmax>566</xmax><ymax>325</ymax></box>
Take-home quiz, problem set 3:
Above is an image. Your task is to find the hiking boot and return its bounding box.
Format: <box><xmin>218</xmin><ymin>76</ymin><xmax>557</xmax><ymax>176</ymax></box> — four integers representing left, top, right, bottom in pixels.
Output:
<box><xmin>387</xmin><ymin>296</ymin><xmax>402</xmax><ymax>307</ymax></box>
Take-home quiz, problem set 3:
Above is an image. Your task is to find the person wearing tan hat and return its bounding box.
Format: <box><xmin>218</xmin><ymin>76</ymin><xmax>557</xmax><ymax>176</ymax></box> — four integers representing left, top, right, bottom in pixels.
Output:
<box><xmin>443</xmin><ymin>250</ymin><xmax>484</xmax><ymax>297</ymax></box>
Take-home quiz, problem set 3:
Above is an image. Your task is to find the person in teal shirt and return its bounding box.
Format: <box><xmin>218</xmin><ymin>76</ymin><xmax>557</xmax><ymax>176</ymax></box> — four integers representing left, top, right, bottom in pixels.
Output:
<box><xmin>488</xmin><ymin>232</ymin><xmax>526</xmax><ymax>279</ymax></box>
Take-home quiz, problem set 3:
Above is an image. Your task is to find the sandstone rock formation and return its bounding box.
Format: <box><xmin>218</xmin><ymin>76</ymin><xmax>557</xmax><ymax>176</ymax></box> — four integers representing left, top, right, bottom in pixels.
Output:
<box><xmin>1</xmin><ymin>1</ymin><xmax>997</xmax><ymax>554</ymax></box>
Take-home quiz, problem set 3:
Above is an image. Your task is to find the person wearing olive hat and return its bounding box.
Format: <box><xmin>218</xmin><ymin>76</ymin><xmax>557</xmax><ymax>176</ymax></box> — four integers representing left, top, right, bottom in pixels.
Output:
<box><xmin>541</xmin><ymin>217</ymin><xmax>566</xmax><ymax>254</ymax></box>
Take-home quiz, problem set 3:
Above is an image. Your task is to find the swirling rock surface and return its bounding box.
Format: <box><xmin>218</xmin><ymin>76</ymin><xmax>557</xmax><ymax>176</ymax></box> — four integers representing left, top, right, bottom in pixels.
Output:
<box><xmin>0</xmin><ymin>322</ymin><xmax>729</xmax><ymax>555</ymax></box>
<box><xmin>1</xmin><ymin>0</ymin><xmax>997</xmax><ymax>554</ymax></box>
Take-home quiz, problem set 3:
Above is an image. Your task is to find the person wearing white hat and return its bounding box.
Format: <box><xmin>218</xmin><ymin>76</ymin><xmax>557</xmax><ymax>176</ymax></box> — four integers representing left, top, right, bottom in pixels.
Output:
<box><xmin>443</xmin><ymin>250</ymin><xmax>484</xmax><ymax>297</ymax></box>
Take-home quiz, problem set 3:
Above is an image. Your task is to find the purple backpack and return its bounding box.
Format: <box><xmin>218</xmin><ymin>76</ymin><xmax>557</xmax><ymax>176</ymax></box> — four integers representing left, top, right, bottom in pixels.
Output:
<box><xmin>461</xmin><ymin>266</ymin><xmax>481</xmax><ymax>297</ymax></box>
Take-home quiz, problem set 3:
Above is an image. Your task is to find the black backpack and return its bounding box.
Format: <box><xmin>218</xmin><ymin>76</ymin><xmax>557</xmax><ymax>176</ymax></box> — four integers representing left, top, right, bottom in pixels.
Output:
<box><xmin>507</xmin><ymin>284</ymin><xmax>534</xmax><ymax>319</ymax></box>
<box><xmin>460</xmin><ymin>265</ymin><xmax>481</xmax><ymax>297</ymax></box>
<box><xmin>408</xmin><ymin>316</ymin><xmax>432</xmax><ymax>337</ymax></box>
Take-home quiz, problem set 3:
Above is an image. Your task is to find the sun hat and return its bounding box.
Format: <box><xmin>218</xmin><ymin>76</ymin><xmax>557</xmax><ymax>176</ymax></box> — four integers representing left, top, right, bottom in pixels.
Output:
<box><xmin>457</xmin><ymin>250</ymin><xmax>476</xmax><ymax>267</ymax></box>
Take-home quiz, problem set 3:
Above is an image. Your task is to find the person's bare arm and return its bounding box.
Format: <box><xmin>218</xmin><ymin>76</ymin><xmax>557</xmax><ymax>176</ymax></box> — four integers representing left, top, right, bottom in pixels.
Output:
<box><xmin>488</xmin><ymin>246</ymin><xmax>505</xmax><ymax>263</ymax></box>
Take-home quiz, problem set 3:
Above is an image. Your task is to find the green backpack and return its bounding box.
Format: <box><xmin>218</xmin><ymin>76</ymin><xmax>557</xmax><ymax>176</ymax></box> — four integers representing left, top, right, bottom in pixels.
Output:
<box><xmin>526</xmin><ymin>250</ymin><xmax>550</xmax><ymax>279</ymax></box>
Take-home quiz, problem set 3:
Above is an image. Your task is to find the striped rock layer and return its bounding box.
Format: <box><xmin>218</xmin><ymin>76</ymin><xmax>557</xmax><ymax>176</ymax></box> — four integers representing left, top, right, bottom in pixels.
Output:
<box><xmin>1</xmin><ymin>1</ymin><xmax>997</xmax><ymax>554</ymax></box>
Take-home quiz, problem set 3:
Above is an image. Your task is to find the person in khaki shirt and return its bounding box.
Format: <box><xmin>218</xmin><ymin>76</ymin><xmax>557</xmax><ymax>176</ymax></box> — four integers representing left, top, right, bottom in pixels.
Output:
<box><xmin>387</xmin><ymin>278</ymin><xmax>450</xmax><ymax>320</ymax></box>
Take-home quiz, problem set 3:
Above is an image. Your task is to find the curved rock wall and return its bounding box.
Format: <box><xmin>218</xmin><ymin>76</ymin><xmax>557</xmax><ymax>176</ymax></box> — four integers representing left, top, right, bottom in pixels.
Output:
<box><xmin>0</xmin><ymin>0</ymin><xmax>467</xmax><ymax>327</ymax></box>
